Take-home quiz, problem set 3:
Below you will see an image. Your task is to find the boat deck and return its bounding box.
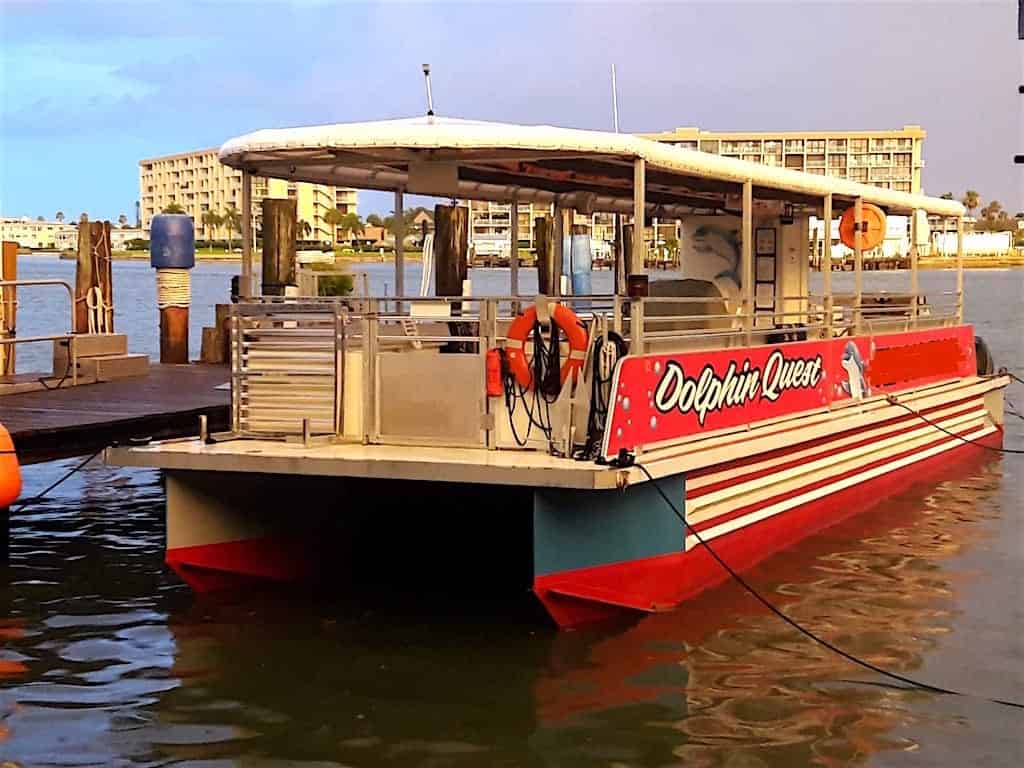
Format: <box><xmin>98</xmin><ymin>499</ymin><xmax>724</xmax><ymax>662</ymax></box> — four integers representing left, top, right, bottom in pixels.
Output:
<box><xmin>103</xmin><ymin>374</ymin><xmax>1006</xmax><ymax>491</ymax></box>
<box><xmin>106</xmin><ymin>439</ymin><xmax>633</xmax><ymax>490</ymax></box>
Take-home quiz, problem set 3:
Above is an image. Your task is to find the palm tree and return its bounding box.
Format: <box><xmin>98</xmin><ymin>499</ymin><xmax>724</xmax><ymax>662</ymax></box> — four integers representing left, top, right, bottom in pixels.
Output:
<box><xmin>324</xmin><ymin>208</ymin><xmax>346</xmax><ymax>242</ymax></box>
<box><xmin>201</xmin><ymin>210</ymin><xmax>223</xmax><ymax>248</ymax></box>
<box><xmin>55</xmin><ymin>211</ymin><xmax>65</xmax><ymax>223</ymax></box>
<box><xmin>339</xmin><ymin>212</ymin><xmax>364</xmax><ymax>241</ymax></box>
<box><xmin>366</xmin><ymin>213</ymin><xmax>383</xmax><ymax>227</ymax></box>
<box><xmin>297</xmin><ymin>219</ymin><xmax>312</xmax><ymax>239</ymax></box>
<box><xmin>118</xmin><ymin>214</ymin><xmax>129</xmax><ymax>228</ymax></box>
<box><xmin>162</xmin><ymin>202</ymin><xmax>186</xmax><ymax>214</ymax></box>
<box><xmin>223</xmin><ymin>205</ymin><xmax>241</xmax><ymax>251</ymax></box>
<box><xmin>960</xmin><ymin>190</ymin><xmax>980</xmax><ymax>218</ymax></box>
<box><xmin>982</xmin><ymin>200</ymin><xmax>1003</xmax><ymax>221</ymax></box>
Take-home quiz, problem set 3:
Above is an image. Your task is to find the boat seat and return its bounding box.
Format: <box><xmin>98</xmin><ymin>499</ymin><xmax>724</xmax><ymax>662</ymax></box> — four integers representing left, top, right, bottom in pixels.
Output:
<box><xmin>646</xmin><ymin>279</ymin><xmax>733</xmax><ymax>332</ymax></box>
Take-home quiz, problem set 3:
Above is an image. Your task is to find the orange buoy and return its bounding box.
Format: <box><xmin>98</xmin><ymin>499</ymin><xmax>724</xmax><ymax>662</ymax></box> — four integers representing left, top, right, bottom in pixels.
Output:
<box><xmin>0</xmin><ymin>423</ymin><xmax>21</xmax><ymax>509</ymax></box>
<box><xmin>505</xmin><ymin>304</ymin><xmax>588</xmax><ymax>390</ymax></box>
<box><xmin>839</xmin><ymin>203</ymin><xmax>887</xmax><ymax>251</ymax></box>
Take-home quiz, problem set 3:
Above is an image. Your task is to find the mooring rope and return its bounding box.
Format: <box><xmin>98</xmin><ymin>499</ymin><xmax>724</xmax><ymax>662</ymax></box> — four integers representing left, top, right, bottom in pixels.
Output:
<box><xmin>10</xmin><ymin>448</ymin><xmax>104</xmax><ymax>513</ymax></box>
<box><xmin>885</xmin><ymin>394</ymin><xmax>1024</xmax><ymax>454</ymax></box>
<box><xmin>625</xmin><ymin>460</ymin><xmax>1024</xmax><ymax>711</ymax></box>
<box><xmin>155</xmin><ymin>268</ymin><xmax>191</xmax><ymax>309</ymax></box>
<box><xmin>85</xmin><ymin>286</ymin><xmax>110</xmax><ymax>334</ymax></box>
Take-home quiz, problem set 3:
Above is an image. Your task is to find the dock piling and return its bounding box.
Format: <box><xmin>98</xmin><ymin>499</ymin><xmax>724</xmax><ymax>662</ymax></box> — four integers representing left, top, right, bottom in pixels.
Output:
<box><xmin>261</xmin><ymin>199</ymin><xmax>297</xmax><ymax>296</ymax></box>
<box><xmin>150</xmin><ymin>215</ymin><xmax>195</xmax><ymax>364</ymax></box>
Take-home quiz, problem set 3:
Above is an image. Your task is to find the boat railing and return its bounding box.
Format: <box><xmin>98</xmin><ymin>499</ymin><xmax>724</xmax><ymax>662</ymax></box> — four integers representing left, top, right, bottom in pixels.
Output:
<box><xmin>0</xmin><ymin>279</ymin><xmax>78</xmax><ymax>381</ymax></box>
<box><xmin>226</xmin><ymin>287</ymin><xmax>965</xmax><ymax>448</ymax></box>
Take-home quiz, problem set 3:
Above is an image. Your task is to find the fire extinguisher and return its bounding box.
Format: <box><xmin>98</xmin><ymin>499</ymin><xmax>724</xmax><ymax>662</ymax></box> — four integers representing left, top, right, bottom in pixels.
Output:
<box><xmin>486</xmin><ymin>348</ymin><xmax>504</xmax><ymax>397</ymax></box>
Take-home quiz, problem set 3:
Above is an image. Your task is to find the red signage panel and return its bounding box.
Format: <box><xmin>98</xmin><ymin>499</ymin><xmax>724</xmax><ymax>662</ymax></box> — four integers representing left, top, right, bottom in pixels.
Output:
<box><xmin>601</xmin><ymin>325</ymin><xmax>976</xmax><ymax>459</ymax></box>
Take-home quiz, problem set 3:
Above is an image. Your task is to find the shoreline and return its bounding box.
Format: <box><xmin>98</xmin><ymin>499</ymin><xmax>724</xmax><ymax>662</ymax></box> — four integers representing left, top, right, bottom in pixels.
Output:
<box><xmin>20</xmin><ymin>249</ymin><xmax>1024</xmax><ymax>270</ymax></box>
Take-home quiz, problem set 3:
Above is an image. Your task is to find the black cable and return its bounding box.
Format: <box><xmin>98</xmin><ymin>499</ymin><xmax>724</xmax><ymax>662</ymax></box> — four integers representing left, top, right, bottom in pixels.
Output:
<box><xmin>999</xmin><ymin>368</ymin><xmax>1024</xmax><ymax>388</ymax></box>
<box><xmin>885</xmin><ymin>395</ymin><xmax>1024</xmax><ymax>454</ymax></box>
<box><xmin>11</xmin><ymin>448</ymin><xmax>104</xmax><ymax>513</ymax></box>
<box><xmin>38</xmin><ymin>350</ymin><xmax>73</xmax><ymax>391</ymax></box>
<box><xmin>576</xmin><ymin>331</ymin><xmax>627</xmax><ymax>460</ymax></box>
<box><xmin>631</xmin><ymin>461</ymin><xmax>1024</xmax><ymax>710</ymax></box>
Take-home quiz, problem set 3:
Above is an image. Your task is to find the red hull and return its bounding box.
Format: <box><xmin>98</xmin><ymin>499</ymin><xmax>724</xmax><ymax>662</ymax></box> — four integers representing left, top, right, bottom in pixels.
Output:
<box><xmin>534</xmin><ymin>427</ymin><xmax>1003</xmax><ymax>628</ymax></box>
<box><xmin>167</xmin><ymin>536</ymin><xmax>320</xmax><ymax>593</ymax></box>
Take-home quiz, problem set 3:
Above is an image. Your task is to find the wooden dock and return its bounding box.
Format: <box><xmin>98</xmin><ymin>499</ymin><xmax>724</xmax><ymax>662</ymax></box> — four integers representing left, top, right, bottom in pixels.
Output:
<box><xmin>3</xmin><ymin>364</ymin><xmax>230</xmax><ymax>465</ymax></box>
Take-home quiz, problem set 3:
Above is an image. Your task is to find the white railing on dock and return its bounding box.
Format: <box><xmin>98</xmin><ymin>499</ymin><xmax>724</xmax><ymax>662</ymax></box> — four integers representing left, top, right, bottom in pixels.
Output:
<box><xmin>0</xmin><ymin>279</ymin><xmax>78</xmax><ymax>380</ymax></box>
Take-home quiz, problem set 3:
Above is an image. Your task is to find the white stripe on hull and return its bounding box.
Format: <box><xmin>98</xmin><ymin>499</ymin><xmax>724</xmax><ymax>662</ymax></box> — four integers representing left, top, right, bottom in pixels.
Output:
<box><xmin>687</xmin><ymin>398</ymin><xmax>986</xmax><ymax>494</ymax></box>
<box><xmin>687</xmin><ymin>404</ymin><xmax>987</xmax><ymax>525</ymax></box>
<box><xmin>684</xmin><ymin>423</ymin><xmax>996</xmax><ymax>550</ymax></box>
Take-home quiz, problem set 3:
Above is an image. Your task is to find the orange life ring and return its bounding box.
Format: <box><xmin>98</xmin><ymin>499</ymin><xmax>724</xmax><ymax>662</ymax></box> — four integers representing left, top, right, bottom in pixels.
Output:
<box><xmin>0</xmin><ymin>423</ymin><xmax>21</xmax><ymax>509</ymax></box>
<box><xmin>505</xmin><ymin>304</ymin><xmax>588</xmax><ymax>390</ymax></box>
<box><xmin>839</xmin><ymin>203</ymin><xmax>887</xmax><ymax>251</ymax></box>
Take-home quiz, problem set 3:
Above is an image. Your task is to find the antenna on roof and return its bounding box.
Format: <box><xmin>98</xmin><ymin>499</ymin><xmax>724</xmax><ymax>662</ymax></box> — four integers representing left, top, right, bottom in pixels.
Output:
<box><xmin>610</xmin><ymin>64</ymin><xmax>620</xmax><ymax>133</ymax></box>
<box><xmin>422</xmin><ymin>64</ymin><xmax>435</xmax><ymax>118</ymax></box>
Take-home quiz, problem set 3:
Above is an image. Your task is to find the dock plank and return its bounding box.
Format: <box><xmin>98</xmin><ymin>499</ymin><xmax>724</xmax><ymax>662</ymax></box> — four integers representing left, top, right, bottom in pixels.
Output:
<box><xmin>3</xmin><ymin>364</ymin><xmax>230</xmax><ymax>464</ymax></box>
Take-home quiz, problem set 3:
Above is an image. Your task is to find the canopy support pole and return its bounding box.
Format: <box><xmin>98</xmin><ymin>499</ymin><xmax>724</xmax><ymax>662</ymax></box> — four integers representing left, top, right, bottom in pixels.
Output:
<box><xmin>509</xmin><ymin>196</ymin><xmax>519</xmax><ymax>297</ymax></box>
<box><xmin>394</xmin><ymin>188</ymin><xmax>405</xmax><ymax>307</ymax></box>
<box><xmin>909</xmin><ymin>208</ymin><xmax>919</xmax><ymax>327</ymax></box>
<box><xmin>631</xmin><ymin>159</ymin><xmax>646</xmax><ymax>276</ymax></box>
<box><xmin>956</xmin><ymin>216</ymin><xmax>964</xmax><ymax>323</ymax></box>
<box><xmin>741</xmin><ymin>179</ymin><xmax>753</xmax><ymax>344</ymax></box>
<box><xmin>241</xmin><ymin>170</ymin><xmax>253</xmax><ymax>299</ymax></box>
<box><xmin>853</xmin><ymin>196</ymin><xmax>863</xmax><ymax>333</ymax></box>
<box><xmin>822</xmin><ymin>193</ymin><xmax>832</xmax><ymax>339</ymax></box>
<box><xmin>552</xmin><ymin>202</ymin><xmax>565</xmax><ymax>298</ymax></box>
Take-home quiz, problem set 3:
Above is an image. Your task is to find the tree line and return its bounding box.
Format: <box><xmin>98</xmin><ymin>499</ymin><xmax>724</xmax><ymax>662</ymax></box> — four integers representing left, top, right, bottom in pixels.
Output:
<box><xmin>940</xmin><ymin>191</ymin><xmax>1022</xmax><ymax>232</ymax></box>
<box><xmin>157</xmin><ymin>203</ymin><xmax>435</xmax><ymax>246</ymax></box>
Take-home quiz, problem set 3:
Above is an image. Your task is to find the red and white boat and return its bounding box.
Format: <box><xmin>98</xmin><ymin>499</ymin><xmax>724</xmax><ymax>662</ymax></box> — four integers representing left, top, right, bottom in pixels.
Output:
<box><xmin>108</xmin><ymin>116</ymin><xmax>1009</xmax><ymax>628</ymax></box>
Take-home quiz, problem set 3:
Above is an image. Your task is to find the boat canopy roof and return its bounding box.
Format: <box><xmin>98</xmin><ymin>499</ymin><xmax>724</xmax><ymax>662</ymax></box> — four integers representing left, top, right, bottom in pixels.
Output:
<box><xmin>219</xmin><ymin>116</ymin><xmax>964</xmax><ymax>218</ymax></box>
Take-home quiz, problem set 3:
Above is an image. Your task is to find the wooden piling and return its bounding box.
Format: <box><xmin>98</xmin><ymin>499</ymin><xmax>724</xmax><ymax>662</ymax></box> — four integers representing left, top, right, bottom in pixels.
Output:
<box><xmin>89</xmin><ymin>221</ymin><xmax>114</xmax><ymax>332</ymax></box>
<box><xmin>622</xmin><ymin>224</ymin><xmax>634</xmax><ymax>279</ymax></box>
<box><xmin>534</xmin><ymin>216</ymin><xmax>554</xmax><ymax>295</ymax></box>
<box><xmin>434</xmin><ymin>204</ymin><xmax>468</xmax><ymax>297</ymax></box>
<box><xmin>1</xmin><ymin>240</ymin><xmax>16</xmax><ymax>375</ymax></box>
<box><xmin>74</xmin><ymin>221</ymin><xmax>93</xmax><ymax>334</ymax></box>
<box><xmin>160</xmin><ymin>306</ymin><xmax>189</xmax><ymax>364</ymax></box>
<box><xmin>261</xmin><ymin>199</ymin><xmax>297</xmax><ymax>295</ymax></box>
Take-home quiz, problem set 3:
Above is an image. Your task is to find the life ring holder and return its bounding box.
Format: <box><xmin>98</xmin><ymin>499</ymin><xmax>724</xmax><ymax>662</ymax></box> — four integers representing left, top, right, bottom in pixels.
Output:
<box><xmin>505</xmin><ymin>303</ymin><xmax>588</xmax><ymax>390</ymax></box>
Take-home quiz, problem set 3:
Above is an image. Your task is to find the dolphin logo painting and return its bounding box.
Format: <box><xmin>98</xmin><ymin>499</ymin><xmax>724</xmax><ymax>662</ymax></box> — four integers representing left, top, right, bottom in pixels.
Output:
<box><xmin>840</xmin><ymin>342</ymin><xmax>870</xmax><ymax>399</ymax></box>
<box><xmin>691</xmin><ymin>225</ymin><xmax>742</xmax><ymax>294</ymax></box>
<box><xmin>679</xmin><ymin>219</ymin><xmax>744</xmax><ymax>306</ymax></box>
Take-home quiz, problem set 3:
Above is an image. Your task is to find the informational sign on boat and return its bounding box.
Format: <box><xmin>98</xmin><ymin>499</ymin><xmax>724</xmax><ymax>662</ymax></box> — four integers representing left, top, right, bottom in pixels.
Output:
<box><xmin>601</xmin><ymin>326</ymin><xmax>976</xmax><ymax>459</ymax></box>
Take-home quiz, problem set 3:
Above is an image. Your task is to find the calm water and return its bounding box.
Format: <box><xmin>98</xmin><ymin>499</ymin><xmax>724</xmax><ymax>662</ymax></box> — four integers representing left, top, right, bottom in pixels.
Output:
<box><xmin>3</xmin><ymin>260</ymin><xmax>1023</xmax><ymax>766</ymax></box>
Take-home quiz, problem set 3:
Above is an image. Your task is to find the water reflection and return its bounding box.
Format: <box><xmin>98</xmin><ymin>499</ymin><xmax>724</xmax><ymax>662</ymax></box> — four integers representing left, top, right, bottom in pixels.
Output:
<box><xmin>0</xmin><ymin>449</ymin><xmax>1014</xmax><ymax>766</ymax></box>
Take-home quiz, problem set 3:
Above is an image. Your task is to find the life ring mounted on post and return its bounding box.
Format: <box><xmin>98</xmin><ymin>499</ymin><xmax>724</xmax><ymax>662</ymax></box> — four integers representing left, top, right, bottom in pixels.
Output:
<box><xmin>505</xmin><ymin>303</ymin><xmax>588</xmax><ymax>391</ymax></box>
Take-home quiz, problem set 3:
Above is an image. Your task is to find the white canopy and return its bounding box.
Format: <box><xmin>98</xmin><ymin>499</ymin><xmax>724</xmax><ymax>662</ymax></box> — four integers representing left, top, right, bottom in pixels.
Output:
<box><xmin>219</xmin><ymin>116</ymin><xmax>964</xmax><ymax>218</ymax></box>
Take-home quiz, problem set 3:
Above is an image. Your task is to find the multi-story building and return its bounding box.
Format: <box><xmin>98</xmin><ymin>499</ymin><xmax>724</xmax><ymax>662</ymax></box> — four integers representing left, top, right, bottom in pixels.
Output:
<box><xmin>465</xmin><ymin>201</ymin><xmax>619</xmax><ymax>258</ymax></box>
<box><xmin>462</xmin><ymin>126</ymin><xmax>925</xmax><ymax>262</ymax></box>
<box><xmin>0</xmin><ymin>218</ymin><xmax>78</xmax><ymax>249</ymax></box>
<box><xmin>640</xmin><ymin>126</ymin><xmax>925</xmax><ymax>194</ymax></box>
<box><xmin>1</xmin><ymin>218</ymin><xmax>151</xmax><ymax>251</ymax></box>
<box><xmin>139</xmin><ymin>148</ymin><xmax>358</xmax><ymax>242</ymax></box>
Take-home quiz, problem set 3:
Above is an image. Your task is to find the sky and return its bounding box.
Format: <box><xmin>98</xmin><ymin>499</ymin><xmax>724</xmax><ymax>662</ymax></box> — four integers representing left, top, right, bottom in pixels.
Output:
<box><xmin>1</xmin><ymin>0</ymin><xmax>1021</xmax><ymax>222</ymax></box>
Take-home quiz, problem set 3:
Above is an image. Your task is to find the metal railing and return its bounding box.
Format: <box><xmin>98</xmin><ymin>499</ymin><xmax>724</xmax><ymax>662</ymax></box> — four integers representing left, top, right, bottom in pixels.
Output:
<box><xmin>227</xmin><ymin>287</ymin><xmax>966</xmax><ymax>448</ymax></box>
<box><xmin>0</xmin><ymin>279</ymin><xmax>77</xmax><ymax>380</ymax></box>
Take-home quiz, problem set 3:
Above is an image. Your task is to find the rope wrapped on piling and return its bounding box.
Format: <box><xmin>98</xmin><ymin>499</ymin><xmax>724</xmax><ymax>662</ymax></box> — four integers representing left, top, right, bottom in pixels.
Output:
<box><xmin>155</xmin><ymin>268</ymin><xmax>191</xmax><ymax>309</ymax></box>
